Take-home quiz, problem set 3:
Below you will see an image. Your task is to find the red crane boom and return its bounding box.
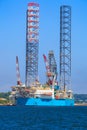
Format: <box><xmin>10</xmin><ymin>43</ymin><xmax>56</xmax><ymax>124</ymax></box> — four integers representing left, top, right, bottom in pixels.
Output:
<box><xmin>16</xmin><ymin>56</ymin><xmax>22</xmax><ymax>85</ymax></box>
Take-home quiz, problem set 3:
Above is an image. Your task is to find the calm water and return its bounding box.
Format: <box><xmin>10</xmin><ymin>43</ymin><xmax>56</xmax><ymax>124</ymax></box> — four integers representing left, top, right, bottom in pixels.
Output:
<box><xmin>0</xmin><ymin>106</ymin><xmax>87</xmax><ymax>130</ymax></box>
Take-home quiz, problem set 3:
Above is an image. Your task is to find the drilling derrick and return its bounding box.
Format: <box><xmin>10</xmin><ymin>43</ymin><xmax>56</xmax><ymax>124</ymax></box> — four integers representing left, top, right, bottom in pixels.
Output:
<box><xmin>43</xmin><ymin>51</ymin><xmax>57</xmax><ymax>85</ymax></box>
<box><xmin>60</xmin><ymin>6</ymin><xmax>71</xmax><ymax>91</ymax></box>
<box><xmin>26</xmin><ymin>3</ymin><xmax>39</xmax><ymax>87</ymax></box>
<box><xmin>48</xmin><ymin>51</ymin><xmax>57</xmax><ymax>79</ymax></box>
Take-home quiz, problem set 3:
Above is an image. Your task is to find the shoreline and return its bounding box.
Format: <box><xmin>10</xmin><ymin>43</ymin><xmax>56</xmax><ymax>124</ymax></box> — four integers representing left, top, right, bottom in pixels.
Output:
<box><xmin>75</xmin><ymin>103</ymin><xmax>87</xmax><ymax>106</ymax></box>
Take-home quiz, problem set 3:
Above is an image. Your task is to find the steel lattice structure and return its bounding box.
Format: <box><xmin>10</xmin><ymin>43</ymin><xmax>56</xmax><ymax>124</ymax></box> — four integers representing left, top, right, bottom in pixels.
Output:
<box><xmin>26</xmin><ymin>3</ymin><xmax>39</xmax><ymax>87</ymax></box>
<box><xmin>60</xmin><ymin>5</ymin><xmax>71</xmax><ymax>90</ymax></box>
<box><xmin>48</xmin><ymin>51</ymin><xmax>57</xmax><ymax>78</ymax></box>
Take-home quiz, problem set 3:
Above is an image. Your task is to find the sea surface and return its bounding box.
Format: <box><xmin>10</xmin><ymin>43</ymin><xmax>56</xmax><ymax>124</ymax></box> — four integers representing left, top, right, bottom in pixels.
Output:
<box><xmin>0</xmin><ymin>106</ymin><xmax>87</xmax><ymax>130</ymax></box>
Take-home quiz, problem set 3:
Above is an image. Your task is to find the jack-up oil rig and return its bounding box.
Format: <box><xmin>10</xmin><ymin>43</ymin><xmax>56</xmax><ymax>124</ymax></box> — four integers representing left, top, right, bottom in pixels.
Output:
<box><xmin>10</xmin><ymin>3</ymin><xmax>74</xmax><ymax>106</ymax></box>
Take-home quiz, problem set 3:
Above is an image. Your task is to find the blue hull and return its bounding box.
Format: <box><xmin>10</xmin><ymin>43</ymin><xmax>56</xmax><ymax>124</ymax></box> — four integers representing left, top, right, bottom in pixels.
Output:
<box><xmin>16</xmin><ymin>98</ymin><xmax>74</xmax><ymax>106</ymax></box>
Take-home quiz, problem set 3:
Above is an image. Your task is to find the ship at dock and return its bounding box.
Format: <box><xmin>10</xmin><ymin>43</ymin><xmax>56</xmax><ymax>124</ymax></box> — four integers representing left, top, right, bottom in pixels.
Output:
<box><xmin>10</xmin><ymin>3</ymin><xmax>74</xmax><ymax>106</ymax></box>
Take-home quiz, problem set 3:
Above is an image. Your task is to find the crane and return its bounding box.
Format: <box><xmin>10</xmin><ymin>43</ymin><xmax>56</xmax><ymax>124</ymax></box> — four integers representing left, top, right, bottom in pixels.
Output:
<box><xmin>16</xmin><ymin>56</ymin><xmax>22</xmax><ymax>86</ymax></box>
<box><xmin>43</xmin><ymin>54</ymin><xmax>54</xmax><ymax>85</ymax></box>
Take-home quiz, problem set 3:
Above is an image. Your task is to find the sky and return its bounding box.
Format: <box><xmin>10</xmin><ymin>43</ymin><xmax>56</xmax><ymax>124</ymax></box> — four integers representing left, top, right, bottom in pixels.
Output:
<box><xmin>0</xmin><ymin>0</ymin><xmax>87</xmax><ymax>94</ymax></box>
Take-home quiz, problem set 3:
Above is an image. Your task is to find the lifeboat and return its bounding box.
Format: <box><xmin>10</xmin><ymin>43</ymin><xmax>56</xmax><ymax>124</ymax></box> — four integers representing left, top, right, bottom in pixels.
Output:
<box><xmin>42</xmin><ymin>92</ymin><xmax>52</xmax><ymax>96</ymax></box>
<box><xmin>25</xmin><ymin>89</ymin><xmax>30</xmax><ymax>92</ymax></box>
<box><xmin>55</xmin><ymin>95</ymin><xmax>59</xmax><ymax>99</ymax></box>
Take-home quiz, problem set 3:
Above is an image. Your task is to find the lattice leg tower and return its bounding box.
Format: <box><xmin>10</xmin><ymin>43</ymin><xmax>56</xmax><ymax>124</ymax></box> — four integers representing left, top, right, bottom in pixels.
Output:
<box><xmin>60</xmin><ymin>5</ymin><xmax>71</xmax><ymax>90</ymax></box>
<box><xmin>26</xmin><ymin>3</ymin><xmax>39</xmax><ymax>87</ymax></box>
